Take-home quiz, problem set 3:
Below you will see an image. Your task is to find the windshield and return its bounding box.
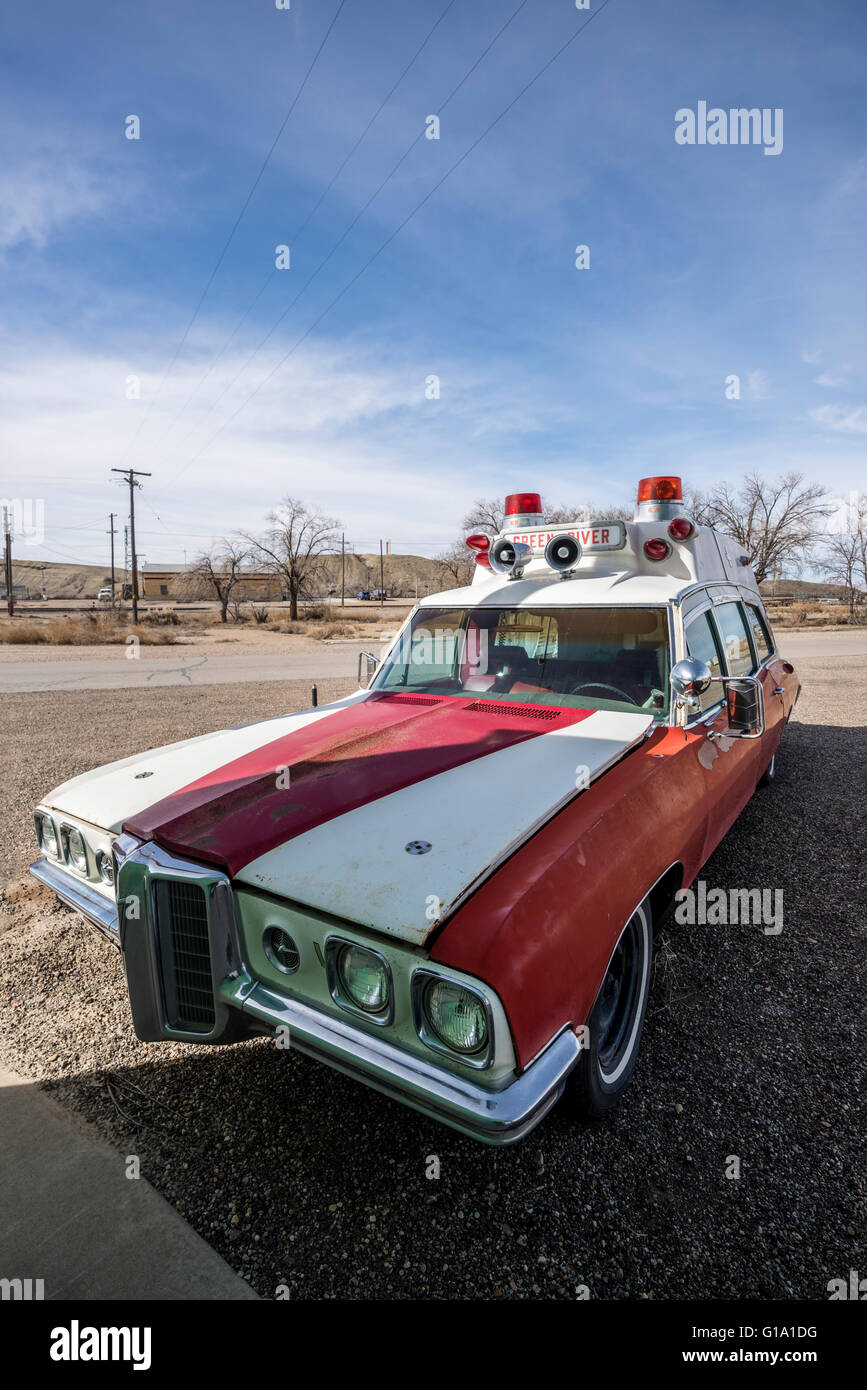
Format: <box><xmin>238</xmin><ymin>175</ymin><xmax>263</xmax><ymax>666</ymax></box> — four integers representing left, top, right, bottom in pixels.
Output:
<box><xmin>371</xmin><ymin>606</ymin><xmax>671</xmax><ymax>717</ymax></box>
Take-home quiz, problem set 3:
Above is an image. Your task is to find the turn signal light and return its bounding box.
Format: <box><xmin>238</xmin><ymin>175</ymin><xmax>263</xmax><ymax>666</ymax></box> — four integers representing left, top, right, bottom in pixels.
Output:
<box><xmin>668</xmin><ymin>516</ymin><xmax>695</xmax><ymax>541</ymax></box>
<box><xmin>643</xmin><ymin>538</ymin><xmax>671</xmax><ymax>562</ymax></box>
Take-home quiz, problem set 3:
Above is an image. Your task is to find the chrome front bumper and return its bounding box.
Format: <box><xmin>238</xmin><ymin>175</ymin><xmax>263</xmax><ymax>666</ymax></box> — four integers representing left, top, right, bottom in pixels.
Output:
<box><xmin>223</xmin><ymin>976</ymin><xmax>582</xmax><ymax>1145</ymax></box>
<box><xmin>29</xmin><ymin>856</ymin><xmax>119</xmax><ymax>945</ymax></box>
<box><xmin>30</xmin><ymin>842</ymin><xmax>581</xmax><ymax>1144</ymax></box>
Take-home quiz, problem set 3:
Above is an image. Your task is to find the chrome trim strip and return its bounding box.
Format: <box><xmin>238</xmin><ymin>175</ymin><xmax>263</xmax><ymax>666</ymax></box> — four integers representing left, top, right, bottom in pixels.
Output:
<box><xmin>29</xmin><ymin>855</ymin><xmax>119</xmax><ymax>945</ymax></box>
<box><xmin>225</xmin><ymin>975</ymin><xmax>581</xmax><ymax>1145</ymax></box>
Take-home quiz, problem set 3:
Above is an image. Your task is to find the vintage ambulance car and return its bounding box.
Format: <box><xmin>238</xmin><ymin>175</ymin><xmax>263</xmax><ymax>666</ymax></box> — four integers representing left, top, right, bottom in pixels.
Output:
<box><xmin>29</xmin><ymin>477</ymin><xmax>799</xmax><ymax>1143</ymax></box>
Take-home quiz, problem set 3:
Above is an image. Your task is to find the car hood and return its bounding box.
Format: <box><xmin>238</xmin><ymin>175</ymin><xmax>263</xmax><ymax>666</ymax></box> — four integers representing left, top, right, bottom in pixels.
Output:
<box><xmin>45</xmin><ymin>692</ymin><xmax>653</xmax><ymax>946</ymax></box>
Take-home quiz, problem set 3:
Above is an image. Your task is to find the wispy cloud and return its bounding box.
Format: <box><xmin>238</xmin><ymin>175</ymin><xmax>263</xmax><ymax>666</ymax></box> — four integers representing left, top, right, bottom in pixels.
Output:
<box><xmin>809</xmin><ymin>403</ymin><xmax>867</xmax><ymax>434</ymax></box>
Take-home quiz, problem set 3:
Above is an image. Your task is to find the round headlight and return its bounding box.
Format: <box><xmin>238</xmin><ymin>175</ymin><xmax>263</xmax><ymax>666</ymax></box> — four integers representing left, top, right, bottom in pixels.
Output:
<box><xmin>96</xmin><ymin>850</ymin><xmax>114</xmax><ymax>886</ymax></box>
<box><xmin>337</xmin><ymin>943</ymin><xmax>390</xmax><ymax>1013</ymax></box>
<box><xmin>263</xmin><ymin>926</ymin><xmax>300</xmax><ymax>974</ymax></box>
<box><xmin>63</xmin><ymin>825</ymin><xmax>88</xmax><ymax>873</ymax></box>
<box><xmin>39</xmin><ymin>814</ymin><xmax>60</xmax><ymax>858</ymax></box>
<box><xmin>423</xmin><ymin>979</ymin><xmax>488</xmax><ymax>1055</ymax></box>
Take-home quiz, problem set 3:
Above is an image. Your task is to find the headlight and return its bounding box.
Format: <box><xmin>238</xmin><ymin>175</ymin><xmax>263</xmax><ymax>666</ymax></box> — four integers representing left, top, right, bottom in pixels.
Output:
<box><xmin>335</xmin><ymin>943</ymin><xmax>390</xmax><ymax>1014</ymax></box>
<box><xmin>422</xmin><ymin>978</ymin><xmax>489</xmax><ymax>1056</ymax></box>
<box><xmin>95</xmin><ymin>850</ymin><xmax>114</xmax><ymax>886</ymax></box>
<box><xmin>37</xmin><ymin>813</ymin><xmax>60</xmax><ymax>859</ymax></box>
<box><xmin>62</xmin><ymin>825</ymin><xmax>88</xmax><ymax>874</ymax></box>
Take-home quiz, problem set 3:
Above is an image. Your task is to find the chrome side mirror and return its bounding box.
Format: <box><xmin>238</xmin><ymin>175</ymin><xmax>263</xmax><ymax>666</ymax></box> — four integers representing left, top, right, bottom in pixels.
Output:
<box><xmin>357</xmin><ymin>650</ymin><xmax>379</xmax><ymax>688</ymax></box>
<box><xmin>722</xmin><ymin>676</ymin><xmax>765</xmax><ymax>739</ymax></box>
<box><xmin>671</xmin><ymin>660</ymin><xmax>766</xmax><ymax>738</ymax></box>
<box><xmin>670</xmin><ymin>657</ymin><xmax>712</xmax><ymax>699</ymax></box>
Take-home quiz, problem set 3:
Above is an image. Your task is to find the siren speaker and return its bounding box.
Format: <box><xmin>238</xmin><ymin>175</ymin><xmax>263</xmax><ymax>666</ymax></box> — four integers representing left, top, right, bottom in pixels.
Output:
<box><xmin>489</xmin><ymin>538</ymin><xmax>534</xmax><ymax>578</ymax></box>
<box><xmin>544</xmin><ymin>533</ymin><xmax>582</xmax><ymax>575</ymax></box>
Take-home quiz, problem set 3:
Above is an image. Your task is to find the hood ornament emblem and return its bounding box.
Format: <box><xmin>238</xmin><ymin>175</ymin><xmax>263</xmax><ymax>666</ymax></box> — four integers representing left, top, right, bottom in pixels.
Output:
<box><xmin>134</xmin><ymin>770</ymin><xmax>154</xmax><ymax>779</ymax></box>
<box><xmin>405</xmin><ymin>840</ymin><xmax>432</xmax><ymax>854</ymax></box>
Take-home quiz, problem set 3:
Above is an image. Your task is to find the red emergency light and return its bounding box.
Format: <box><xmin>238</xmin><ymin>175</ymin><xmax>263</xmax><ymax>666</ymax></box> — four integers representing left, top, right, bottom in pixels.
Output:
<box><xmin>637</xmin><ymin>476</ymin><xmax>682</xmax><ymax>505</ymax></box>
<box><xmin>668</xmin><ymin>516</ymin><xmax>695</xmax><ymax>541</ymax></box>
<box><xmin>504</xmin><ymin>492</ymin><xmax>542</xmax><ymax>518</ymax></box>
<box><xmin>643</xmin><ymin>537</ymin><xmax>671</xmax><ymax>562</ymax></box>
<box><xmin>465</xmin><ymin>533</ymin><xmax>491</xmax><ymax>568</ymax></box>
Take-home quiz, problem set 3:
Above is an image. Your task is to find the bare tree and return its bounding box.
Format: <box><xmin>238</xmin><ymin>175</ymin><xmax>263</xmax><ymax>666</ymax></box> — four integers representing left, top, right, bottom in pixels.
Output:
<box><xmin>183</xmin><ymin>538</ymin><xmax>250</xmax><ymax>623</ymax></box>
<box><xmin>435</xmin><ymin>539</ymin><xmax>476</xmax><ymax>590</ymax></box>
<box><xmin>821</xmin><ymin>494</ymin><xmax>867</xmax><ymax>617</ymax></box>
<box><xmin>689</xmin><ymin>471</ymin><xmax>832</xmax><ymax>583</ymax></box>
<box><xmin>546</xmin><ymin>501</ymin><xmax>633</xmax><ymax>525</ymax></box>
<box><xmin>246</xmin><ymin>498</ymin><xmax>341</xmax><ymax>620</ymax></box>
<box><xmin>462</xmin><ymin>497</ymin><xmax>505</xmax><ymax>534</ymax></box>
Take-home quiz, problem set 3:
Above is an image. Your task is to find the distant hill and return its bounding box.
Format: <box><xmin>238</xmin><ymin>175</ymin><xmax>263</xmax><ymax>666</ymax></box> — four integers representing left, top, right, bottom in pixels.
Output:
<box><xmin>759</xmin><ymin>578</ymin><xmax>851</xmax><ymax>600</ymax></box>
<box><xmin>11</xmin><ymin>559</ymin><xmax>113</xmax><ymax>599</ymax></box>
<box><xmin>11</xmin><ymin>553</ymin><xmax>446</xmax><ymax>600</ymax></box>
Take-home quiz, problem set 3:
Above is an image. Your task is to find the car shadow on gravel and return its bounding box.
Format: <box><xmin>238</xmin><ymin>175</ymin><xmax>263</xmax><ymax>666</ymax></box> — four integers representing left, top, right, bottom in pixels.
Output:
<box><xmin>5</xmin><ymin>719</ymin><xmax>865</xmax><ymax>1300</ymax></box>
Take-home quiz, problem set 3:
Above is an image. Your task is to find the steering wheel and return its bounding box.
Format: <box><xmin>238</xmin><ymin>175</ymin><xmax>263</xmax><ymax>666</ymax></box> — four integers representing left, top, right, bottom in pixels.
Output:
<box><xmin>568</xmin><ymin>681</ymin><xmax>640</xmax><ymax>705</ymax></box>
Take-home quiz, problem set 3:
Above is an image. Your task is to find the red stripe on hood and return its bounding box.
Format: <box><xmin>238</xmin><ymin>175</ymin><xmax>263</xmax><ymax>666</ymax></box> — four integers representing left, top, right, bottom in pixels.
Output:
<box><xmin>124</xmin><ymin>693</ymin><xmax>593</xmax><ymax>877</ymax></box>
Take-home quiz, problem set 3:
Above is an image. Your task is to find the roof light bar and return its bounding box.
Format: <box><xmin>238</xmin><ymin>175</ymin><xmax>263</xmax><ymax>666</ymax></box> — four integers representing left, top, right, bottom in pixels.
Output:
<box><xmin>504</xmin><ymin>492</ymin><xmax>544</xmax><ymax>528</ymax></box>
<box><xmin>635</xmin><ymin>476</ymin><xmax>684</xmax><ymax>522</ymax></box>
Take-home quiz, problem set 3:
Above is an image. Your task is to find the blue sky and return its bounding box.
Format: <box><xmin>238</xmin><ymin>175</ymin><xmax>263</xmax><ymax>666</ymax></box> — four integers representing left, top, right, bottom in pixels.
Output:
<box><xmin>1</xmin><ymin>0</ymin><xmax>865</xmax><ymax>567</ymax></box>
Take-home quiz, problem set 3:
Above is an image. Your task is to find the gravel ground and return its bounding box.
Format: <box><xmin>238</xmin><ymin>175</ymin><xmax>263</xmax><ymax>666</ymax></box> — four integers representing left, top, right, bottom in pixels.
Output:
<box><xmin>0</xmin><ymin>661</ymin><xmax>864</xmax><ymax>1300</ymax></box>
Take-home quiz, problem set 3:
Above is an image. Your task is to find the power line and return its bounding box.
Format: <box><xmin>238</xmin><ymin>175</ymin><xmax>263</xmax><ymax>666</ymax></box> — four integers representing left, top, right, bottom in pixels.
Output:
<box><xmin>145</xmin><ymin>0</ymin><xmax>460</xmax><ymax>454</ymax></box>
<box><xmin>171</xmin><ymin>0</ymin><xmax>535</xmax><ymax>459</ymax></box>
<box><xmin>172</xmin><ymin>0</ymin><xmax>612</xmax><ymax>483</ymax></box>
<box><xmin>117</xmin><ymin>0</ymin><xmax>350</xmax><ymax>467</ymax></box>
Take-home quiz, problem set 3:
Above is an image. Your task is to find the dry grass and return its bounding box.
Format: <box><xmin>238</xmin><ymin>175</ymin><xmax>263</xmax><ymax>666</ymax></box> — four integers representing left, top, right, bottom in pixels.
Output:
<box><xmin>771</xmin><ymin>602</ymin><xmax>865</xmax><ymax>628</ymax></box>
<box><xmin>0</xmin><ymin>615</ymin><xmax>177</xmax><ymax>645</ymax></box>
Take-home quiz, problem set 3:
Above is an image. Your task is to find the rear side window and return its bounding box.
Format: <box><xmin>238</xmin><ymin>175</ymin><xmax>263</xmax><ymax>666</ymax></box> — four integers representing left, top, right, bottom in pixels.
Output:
<box><xmin>684</xmin><ymin>611</ymin><xmax>725</xmax><ymax>711</ymax></box>
<box><xmin>713</xmin><ymin>602</ymin><xmax>753</xmax><ymax>676</ymax></box>
<box><xmin>745</xmin><ymin>604</ymin><xmax>773</xmax><ymax>663</ymax></box>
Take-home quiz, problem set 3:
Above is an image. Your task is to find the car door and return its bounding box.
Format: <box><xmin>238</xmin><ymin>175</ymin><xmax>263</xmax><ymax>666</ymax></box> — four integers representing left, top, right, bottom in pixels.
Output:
<box><xmin>682</xmin><ymin>601</ymin><xmax>762</xmax><ymax>862</ymax></box>
<box><xmin>742</xmin><ymin>597</ymin><xmax>794</xmax><ymax>764</ymax></box>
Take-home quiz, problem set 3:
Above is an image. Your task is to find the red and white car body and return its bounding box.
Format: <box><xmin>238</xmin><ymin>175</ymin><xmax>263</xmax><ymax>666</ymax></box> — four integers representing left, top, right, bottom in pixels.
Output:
<box><xmin>30</xmin><ymin>478</ymin><xmax>800</xmax><ymax>1143</ymax></box>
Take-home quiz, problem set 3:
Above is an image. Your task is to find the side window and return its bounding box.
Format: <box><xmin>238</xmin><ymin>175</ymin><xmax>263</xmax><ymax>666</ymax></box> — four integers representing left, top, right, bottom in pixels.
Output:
<box><xmin>745</xmin><ymin>603</ymin><xmax>773</xmax><ymax>663</ymax></box>
<box><xmin>684</xmin><ymin>610</ymin><xmax>725</xmax><ymax>711</ymax></box>
<box><xmin>713</xmin><ymin>601</ymin><xmax>753</xmax><ymax>677</ymax></box>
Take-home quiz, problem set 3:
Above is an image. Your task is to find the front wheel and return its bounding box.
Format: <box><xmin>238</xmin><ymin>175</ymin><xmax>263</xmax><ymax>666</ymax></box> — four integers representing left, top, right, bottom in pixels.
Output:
<box><xmin>569</xmin><ymin>903</ymin><xmax>653</xmax><ymax>1118</ymax></box>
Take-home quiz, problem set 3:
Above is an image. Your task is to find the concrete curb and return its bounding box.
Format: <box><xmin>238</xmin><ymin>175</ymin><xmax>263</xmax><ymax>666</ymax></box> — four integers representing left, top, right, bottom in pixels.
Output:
<box><xmin>0</xmin><ymin>1066</ymin><xmax>258</xmax><ymax>1300</ymax></box>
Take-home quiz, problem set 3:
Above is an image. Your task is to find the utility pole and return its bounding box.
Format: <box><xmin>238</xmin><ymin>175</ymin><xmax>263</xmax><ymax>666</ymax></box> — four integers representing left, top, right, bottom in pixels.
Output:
<box><xmin>341</xmin><ymin>532</ymin><xmax>345</xmax><ymax>609</ymax></box>
<box><xmin>379</xmin><ymin>539</ymin><xmax>384</xmax><ymax>606</ymax></box>
<box><xmin>112</xmin><ymin>469</ymin><xmax>151</xmax><ymax>623</ymax></box>
<box><xmin>107</xmin><ymin>512</ymin><xmax>117</xmax><ymax>607</ymax></box>
<box><xmin>3</xmin><ymin>505</ymin><xmax>13</xmax><ymax>617</ymax></box>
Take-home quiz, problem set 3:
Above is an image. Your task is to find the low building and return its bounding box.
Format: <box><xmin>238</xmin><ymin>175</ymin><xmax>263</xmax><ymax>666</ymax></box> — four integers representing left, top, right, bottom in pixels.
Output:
<box><xmin>141</xmin><ymin>564</ymin><xmax>283</xmax><ymax>601</ymax></box>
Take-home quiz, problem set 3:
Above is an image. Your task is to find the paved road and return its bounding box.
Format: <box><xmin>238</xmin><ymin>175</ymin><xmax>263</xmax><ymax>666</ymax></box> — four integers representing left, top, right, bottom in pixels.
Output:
<box><xmin>0</xmin><ymin>628</ymin><xmax>863</xmax><ymax>693</ymax></box>
<box><xmin>775</xmin><ymin>629</ymin><xmax>867</xmax><ymax>658</ymax></box>
<box><xmin>0</xmin><ymin>645</ymin><xmax>360</xmax><ymax>693</ymax></box>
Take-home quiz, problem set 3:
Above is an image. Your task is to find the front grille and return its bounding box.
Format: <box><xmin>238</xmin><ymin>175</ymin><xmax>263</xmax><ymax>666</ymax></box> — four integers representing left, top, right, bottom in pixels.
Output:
<box><xmin>153</xmin><ymin>879</ymin><xmax>215</xmax><ymax>1033</ymax></box>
